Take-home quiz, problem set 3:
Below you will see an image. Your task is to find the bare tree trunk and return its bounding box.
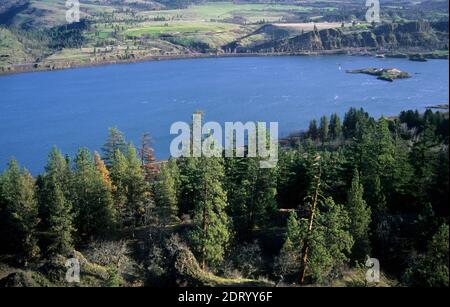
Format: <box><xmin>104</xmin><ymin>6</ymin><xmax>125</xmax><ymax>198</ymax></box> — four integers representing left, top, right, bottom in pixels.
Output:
<box><xmin>201</xmin><ymin>168</ymin><xmax>208</xmax><ymax>271</ymax></box>
<box><xmin>299</xmin><ymin>156</ymin><xmax>321</xmax><ymax>284</ymax></box>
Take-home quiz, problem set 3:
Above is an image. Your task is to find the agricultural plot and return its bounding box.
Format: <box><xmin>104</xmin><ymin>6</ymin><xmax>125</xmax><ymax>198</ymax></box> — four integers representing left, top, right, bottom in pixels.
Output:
<box><xmin>138</xmin><ymin>2</ymin><xmax>316</xmax><ymax>23</ymax></box>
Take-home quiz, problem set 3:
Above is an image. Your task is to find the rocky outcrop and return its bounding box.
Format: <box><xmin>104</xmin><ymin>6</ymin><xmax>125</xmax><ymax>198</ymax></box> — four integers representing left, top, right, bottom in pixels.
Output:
<box><xmin>346</xmin><ymin>68</ymin><xmax>411</xmax><ymax>82</ymax></box>
<box><xmin>242</xmin><ymin>21</ymin><xmax>448</xmax><ymax>53</ymax></box>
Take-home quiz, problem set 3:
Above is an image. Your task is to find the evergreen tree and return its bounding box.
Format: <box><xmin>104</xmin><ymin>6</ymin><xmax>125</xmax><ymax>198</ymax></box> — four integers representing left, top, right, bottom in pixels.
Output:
<box><xmin>346</xmin><ymin>170</ymin><xmax>371</xmax><ymax>262</ymax></box>
<box><xmin>0</xmin><ymin>160</ymin><xmax>40</xmax><ymax>263</ymax></box>
<box><xmin>153</xmin><ymin>159</ymin><xmax>179</xmax><ymax>226</ymax></box>
<box><xmin>102</xmin><ymin>127</ymin><xmax>127</xmax><ymax>167</ymax></box>
<box><xmin>389</xmin><ymin>121</ymin><xmax>414</xmax><ymax>208</ymax></box>
<box><xmin>37</xmin><ymin>147</ymin><xmax>74</xmax><ymax>256</ymax></box>
<box><xmin>45</xmin><ymin>179</ymin><xmax>74</xmax><ymax>255</ymax></box>
<box><xmin>109</xmin><ymin>149</ymin><xmax>128</xmax><ymax>226</ymax></box>
<box><xmin>277</xmin><ymin>211</ymin><xmax>304</xmax><ymax>279</ymax></box>
<box><xmin>429</xmin><ymin>147</ymin><xmax>449</xmax><ymax>217</ymax></box>
<box><xmin>404</xmin><ymin>224</ymin><xmax>449</xmax><ymax>287</ymax></box>
<box><xmin>342</xmin><ymin>108</ymin><xmax>369</xmax><ymax>139</ymax></box>
<box><xmin>281</xmin><ymin>197</ymin><xmax>353</xmax><ymax>284</ymax></box>
<box><xmin>189</xmin><ymin>156</ymin><xmax>231</xmax><ymax>269</ymax></box>
<box><xmin>410</xmin><ymin>120</ymin><xmax>439</xmax><ymax>203</ymax></box>
<box><xmin>72</xmin><ymin>148</ymin><xmax>117</xmax><ymax>242</ymax></box>
<box><xmin>306</xmin><ymin>197</ymin><xmax>353</xmax><ymax>284</ymax></box>
<box><xmin>329</xmin><ymin>113</ymin><xmax>342</xmax><ymax>140</ymax></box>
<box><xmin>308</xmin><ymin>119</ymin><xmax>319</xmax><ymax>141</ymax></box>
<box><xmin>42</xmin><ymin>147</ymin><xmax>72</xmax><ymax>196</ymax></box>
<box><xmin>109</xmin><ymin>144</ymin><xmax>150</xmax><ymax>229</ymax></box>
<box><xmin>280</xmin><ymin>154</ymin><xmax>353</xmax><ymax>284</ymax></box>
<box><xmin>176</xmin><ymin>157</ymin><xmax>199</xmax><ymax>215</ymax></box>
<box><xmin>225</xmin><ymin>156</ymin><xmax>277</xmax><ymax>235</ymax></box>
<box><xmin>124</xmin><ymin>144</ymin><xmax>150</xmax><ymax>228</ymax></box>
<box><xmin>319</xmin><ymin>115</ymin><xmax>329</xmax><ymax>142</ymax></box>
<box><xmin>374</xmin><ymin>117</ymin><xmax>396</xmax><ymax>192</ymax></box>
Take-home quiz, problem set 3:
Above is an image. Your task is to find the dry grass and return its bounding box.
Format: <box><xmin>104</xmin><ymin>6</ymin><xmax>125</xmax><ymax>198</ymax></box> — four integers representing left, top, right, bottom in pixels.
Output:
<box><xmin>272</xmin><ymin>22</ymin><xmax>351</xmax><ymax>32</ymax></box>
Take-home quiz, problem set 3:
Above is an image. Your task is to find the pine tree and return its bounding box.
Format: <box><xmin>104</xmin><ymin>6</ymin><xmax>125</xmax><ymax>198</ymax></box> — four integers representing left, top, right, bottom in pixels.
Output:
<box><xmin>124</xmin><ymin>144</ymin><xmax>150</xmax><ymax>228</ymax></box>
<box><xmin>0</xmin><ymin>160</ymin><xmax>40</xmax><ymax>263</ymax></box>
<box><xmin>374</xmin><ymin>117</ymin><xmax>395</xmax><ymax>188</ymax></box>
<box><xmin>37</xmin><ymin>147</ymin><xmax>74</xmax><ymax>256</ymax></box>
<box><xmin>368</xmin><ymin>175</ymin><xmax>387</xmax><ymax>220</ymax></box>
<box><xmin>347</xmin><ymin>170</ymin><xmax>371</xmax><ymax>262</ymax></box>
<box><xmin>43</xmin><ymin>146</ymin><xmax>72</xmax><ymax>196</ymax></box>
<box><xmin>224</xmin><ymin>156</ymin><xmax>277</xmax><ymax>235</ymax></box>
<box><xmin>404</xmin><ymin>223</ymin><xmax>449</xmax><ymax>287</ymax></box>
<box><xmin>72</xmin><ymin>148</ymin><xmax>117</xmax><ymax>241</ymax></box>
<box><xmin>109</xmin><ymin>144</ymin><xmax>150</xmax><ymax>229</ymax></box>
<box><xmin>342</xmin><ymin>108</ymin><xmax>370</xmax><ymax>139</ymax></box>
<box><xmin>410</xmin><ymin>120</ymin><xmax>438</xmax><ymax>202</ymax></box>
<box><xmin>280</xmin><ymin>197</ymin><xmax>353</xmax><ymax>284</ymax></box>
<box><xmin>430</xmin><ymin>147</ymin><xmax>449</xmax><ymax>217</ymax></box>
<box><xmin>176</xmin><ymin>157</ymin><xmax>199</xmax><ymax>215</ymax></box>
<box><xmin>109</xmin><ymin>149</ymin><xmax>128</xmax><ymax>226</ymax></box>
<box><xmin>306</xmin><ymin>197</ymin><xmax>353</xmax><ymax>284</ymax></box>
<box><xmin>280</xmin><ymin>153</ymin><xmax>353</xmax><ymax>284</ymax></box>
<box><xmin>319</xmin><ymin>115</ymin><xmax>329</xmax><ymax>142</ymax></box>
<box><xmin>102</xmin><ymin>127</ymin><xmax>127</xmax><ymax>167</ymax></box>
<box><xmin>189</xmin><ymin>156</ymin><xmax>231</xmax><ymax>269</ymax></box>
<box><xmin>329</xmin><ymin>113</ymin><xmax>342</xmax><ymax>140</ymax></box>
<box><xmin>45</xmin><ymin>179</ymin><xmax>74</xmax><ymax>255</ymax></box>
<box><xmin>308</xmin><ymin>119</ymin><xmax>319</xmax><ymax>141</ymax></box>
<box><xmin>277</xmin><ymin>211</ymin><xmax>304</xmax><ymax>278</ymax></box>
<box><xmin>153</xmin><ymin>159</ymin><xmax>179</xmax><ymax>226</ymax></box>
<box><xmin>388</xmin><ymin>121</ymin><xmax>414</xmax><ymax>206</ymax></box>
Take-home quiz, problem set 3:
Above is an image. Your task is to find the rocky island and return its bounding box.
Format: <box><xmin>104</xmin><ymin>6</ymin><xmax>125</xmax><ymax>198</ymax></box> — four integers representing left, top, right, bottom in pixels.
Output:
<box><xmin>346</xmin><ymin>68</ymin><xmax>411</xmax><ymax>82</ymax></box>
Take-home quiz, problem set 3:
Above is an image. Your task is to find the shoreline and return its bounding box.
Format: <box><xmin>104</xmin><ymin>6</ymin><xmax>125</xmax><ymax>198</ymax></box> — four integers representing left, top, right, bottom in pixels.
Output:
<box><xmin>1</xmin><ymin>48</ymin><xmax>448</xmax><ymax>77</ymax></box>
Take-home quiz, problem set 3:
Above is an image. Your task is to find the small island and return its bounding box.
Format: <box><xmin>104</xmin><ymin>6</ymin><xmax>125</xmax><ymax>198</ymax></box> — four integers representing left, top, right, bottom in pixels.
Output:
<box><xmin>346</xmin><ymin>68</ymin><xmax>411</xmax><ymax>82</ymax></box>
<box><xmin>409</xmin><ymin>54</ymin><xmax>428</xmax><ymax>62</ymax></box>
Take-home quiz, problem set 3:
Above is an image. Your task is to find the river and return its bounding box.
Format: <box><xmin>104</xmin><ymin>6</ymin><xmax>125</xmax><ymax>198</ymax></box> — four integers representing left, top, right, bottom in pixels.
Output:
<box><xmin>0</xmin><ymin>55</ymin><xmax>448</xmax><ymax>173</ymax></box>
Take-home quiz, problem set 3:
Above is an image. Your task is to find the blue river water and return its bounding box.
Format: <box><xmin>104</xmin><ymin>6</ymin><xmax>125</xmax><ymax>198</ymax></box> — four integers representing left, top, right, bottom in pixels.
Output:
<box><xmin>0</xmin><ymin>55</ymin><xmax>448</xmax><ymax>174</ymax></box>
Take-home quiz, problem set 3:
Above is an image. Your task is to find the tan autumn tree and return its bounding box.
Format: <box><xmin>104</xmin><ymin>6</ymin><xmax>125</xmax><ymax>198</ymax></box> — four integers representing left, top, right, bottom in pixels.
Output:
<box><xmin>140</xmin><ymin>133</ymin><xmax>158</xmax><ymax>181</ymax></box>
<box><xmin>94</xmin><ymin>151</ymin><xmax>113</xmax><ymax>191</ymax></box>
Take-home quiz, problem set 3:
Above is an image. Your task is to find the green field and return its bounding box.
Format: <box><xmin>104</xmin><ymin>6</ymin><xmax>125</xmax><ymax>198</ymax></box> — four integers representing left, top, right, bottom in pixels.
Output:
<box><xmin>138</xmin><ymin>2</ymin><xmax>314</xmax><ymax>23</ymax></box>
<box><xmin>125</xmin><ymin>22</ymin><xmax>240</xmax><ymax>37</ymax></box>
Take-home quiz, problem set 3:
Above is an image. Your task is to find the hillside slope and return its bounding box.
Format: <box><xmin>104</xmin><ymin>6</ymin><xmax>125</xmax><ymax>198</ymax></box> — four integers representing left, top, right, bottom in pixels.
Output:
<box><xmin>228</xmin><ymin>21</ymin><xmax>449</xmax><ymax>53</ymax></box>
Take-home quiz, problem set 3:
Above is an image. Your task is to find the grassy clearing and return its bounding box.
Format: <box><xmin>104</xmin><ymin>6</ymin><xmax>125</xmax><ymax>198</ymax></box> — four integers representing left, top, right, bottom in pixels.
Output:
<box><xmin>45</xmin><ymin>48</ymin><xmax>91</xmax><ymax>62</ymax></box>
<box><xmin>139</xmin><ymin>2</ymin><xmax>314</xmax><ymax>23</ymax></box>
<box><xmin>184</xmin><ymin>2</ymin><xmax>312</xmax><ymax>19</ymax></box>
<box><xmin>0</xmin><ymin>28</ymin><xmax>33</xmax><ymax>66</ymax></box>
<box><xmin>125</xmin><ymin>22</ymin><xmax>240</xmax><ymax>37</ymax></box>
<box><xmin>272</xmin><ymin>22</ymin><xmax>349</xmax><ymax>32</ymax></box>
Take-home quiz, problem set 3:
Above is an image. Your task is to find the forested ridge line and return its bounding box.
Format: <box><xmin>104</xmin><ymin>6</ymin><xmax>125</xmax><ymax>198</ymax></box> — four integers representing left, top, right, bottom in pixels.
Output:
<box><xmin>0</xmin><ymin>107</ymin><xmax>448</xmax><ymax>287</ymax></box>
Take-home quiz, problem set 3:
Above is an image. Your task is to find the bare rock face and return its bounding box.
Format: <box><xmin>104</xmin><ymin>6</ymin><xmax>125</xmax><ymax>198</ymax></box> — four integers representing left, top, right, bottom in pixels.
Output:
<box><xmin>247</xmin><ymin>21</ymin><xmax>448</xmax><ymax>53</ymax></box>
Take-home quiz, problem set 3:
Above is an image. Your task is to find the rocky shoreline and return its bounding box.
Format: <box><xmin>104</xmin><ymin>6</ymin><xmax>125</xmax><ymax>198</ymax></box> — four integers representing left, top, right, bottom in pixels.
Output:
<box><xmin>0</xmin><ymin>48</ymin><xmax>447</xmax><ymax>77</ymax></box>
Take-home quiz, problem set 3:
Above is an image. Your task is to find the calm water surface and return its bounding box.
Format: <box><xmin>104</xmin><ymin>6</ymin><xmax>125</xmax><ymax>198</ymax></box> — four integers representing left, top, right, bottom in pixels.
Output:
<box><xmin>0</xmin><ymin>56</ymin><xmax>448</xmax><ymax>173</ymax></box>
